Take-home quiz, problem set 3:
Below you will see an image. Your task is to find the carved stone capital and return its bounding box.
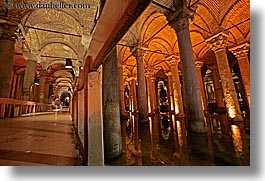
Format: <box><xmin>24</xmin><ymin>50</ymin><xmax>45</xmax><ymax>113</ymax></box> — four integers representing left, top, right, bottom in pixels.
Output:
<box><xmin>166</xmin><ymin>55</ymin><xmax>181</xmax><ymax>66</ymax></box>
<box><xmin>195</xmin><ymin>61</ymin><xmax>204</xmax><ymax>69</ymax></box>
<box><xmin>131</xmin><ymin>45</ymin><xmax>148</xmax><ymax>58</ymax></box>
<box><xmin>24</xmin><ymin>52</ymin><xmax>40</xmax><ymax>62</ymax></box>
<box><xmin>126</xmin><ymin>76</ymin><xmax>137</xmax><ymax>82</ymax></box>
<box><xmin>229</xmin><ymin>43</ymin><xmax>250</xmax><ymax>58</ymax></box>
<box><xmin>168</xmin><ymin>16</ymin><xmax>190</xmax><ymax>33</ymax></box>
<box><xmin>144</xmin><ymin>68</ymin><xmax>155</xmax><ymax>77</ymax></box>
<box><xmin>206</xmin><ymin>32</ymin><xmax>229</xmax><ymax>52</ymax></box>
<box><xmin>165</xmin><ymin>71</ymin><xmax>173</xmax><ymax>76</ymax></box>
<box><xmin>0</xmin><ymin>23</ymin><xmax>17</xmax><ymax>41</ymax></box>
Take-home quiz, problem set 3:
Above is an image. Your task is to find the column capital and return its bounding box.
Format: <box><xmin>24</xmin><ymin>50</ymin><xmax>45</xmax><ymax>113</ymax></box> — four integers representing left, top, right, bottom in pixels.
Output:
<box><xmin>130</xmin><ymin>45</ymin><xmax>148</xmax><ymax>58</ymax></box>
<box><xmin>165</xmin><ymin>71</ymin><xmax>173</xmax><ymax>76</ymax></box>
<box><xmin>166</xmin><ymin>55</ymin><xmax>181</xmax><ymax>66</ymax></box>
<box><xmin>168</xmin><ymin>16</ymin><xmax>190</xmax><ymax>33</ymax></box>
<box><xmin>206</xmin><ymin>32</ymin><xmax>229</xmax><ymax>52</ymax></box>
<box><xmin>195</xmin><ymin>61</ymin><xmax>204</xmax><ymax>69</ymax></box>
<box><xmin>229</xmin><ymin>42</ymin><xmax>250</xmax><ymax>58</ymax></box>
<box><xmin>144</xmin><ymin>68</ymin><xmax>155</xmax><ymax>77</ymax></box>
<box><xmin>0</xmin><ymin>23</ymin><xmax>17</xmax><ymax>41</ymax></box>
<box><xmin>126</xmin><ymin>76</ymin><xmax>137</xmax><ymax>82</ymax></box>
<box><xmin>24</xmin><ymin>52</ymin><xmax>40</xmax><ymax>62</ymax></box>
<box><xmin>167</xmin><ymin>5</ymin><xmax>197</xmax><ymax>32</ymax></box>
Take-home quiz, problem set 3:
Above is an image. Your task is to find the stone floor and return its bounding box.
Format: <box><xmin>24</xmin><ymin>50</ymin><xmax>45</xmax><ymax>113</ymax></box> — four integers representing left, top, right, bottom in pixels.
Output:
<box><xmin>0</xmin><ymin>110</ymin><xmax>82</xmax><ymax>166</ymax></box>
<box><xmin>0</xmin><ymin>110</ymin><xmax>250</xmax><ymax>166</ymax></box>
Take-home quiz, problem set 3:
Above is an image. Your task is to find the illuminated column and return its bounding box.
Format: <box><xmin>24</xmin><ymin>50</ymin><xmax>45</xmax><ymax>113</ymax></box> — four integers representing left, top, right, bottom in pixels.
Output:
<box><xmin>86</xmin><ymin>67</ymin><xmax>104</xmax><ymax>165</ymax></box>
<box><xmin>132</xmin><ymin>46</ymin><xmax>148</xmax><ymax>122</ymax></box>
<box><xmin>210</xmin><ymin>66</ymin><xmax>230</xmax><ymax>135</ymax></box>
<box><xmin>0</xmin><ymin>23</ymin><xmax>17</xmax><ymax>98</ymax></box>
<box><xmin>145</xmin><ymin>69</ymin><xmax>159</xmax><ymax>148</ymax></box>
<box><xmin>38</xmin><ymin>69</ymin><xmax>47</xmax><ymax>103</ymax></box>
<box><xmin>117</xmin><ymin>55</ymin><xmax>128</xmax><ymax>118</ymax></box>
<box><xmin>103</xmin><ymin>47</ymin><xmax>122</xmax><ymax>159</ymax></box>
<box><xmin>206</xmin><ymin>33</ymin><xmax>243</xmax><ymax>121</ymax></box>
<box><xmin>22</xmin><ymin>53</ymin><xmax>39</xmax><ymax>101</ymax></box>
<box><xmin>127</xmin><ymin>76</ymin><xmax>140</xmax><ymax>151</ymax></box>
<box><xmin>166</xmin><ymin>72</ymin><xmax>175</xmax><ymax>113</ymax></box>
<box><xmin>169</xmin><ymin>16</ymin><xmax>206</xmax><ymax>133</ymax></box>
<box><xmin>168</xmin><ymin>56</ymin><xmax>185</xmax><ymax>117</ymax></box>
<box><xmin>195</xmin><ymin>61</ymin><xmax>207</xmax><ymax>110</ymax></box>
<box><xmin>230</xmin><ymin>43</ymin><xmax>250</xmax><ymax>109</ymax></box>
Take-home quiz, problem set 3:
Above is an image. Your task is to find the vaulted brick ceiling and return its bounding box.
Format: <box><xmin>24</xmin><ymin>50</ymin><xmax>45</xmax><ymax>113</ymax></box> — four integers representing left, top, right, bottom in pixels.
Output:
<box><xmin>120</xmin><ymin>0</ymin><xmax>250</xmax><ymax>78</ymax></box>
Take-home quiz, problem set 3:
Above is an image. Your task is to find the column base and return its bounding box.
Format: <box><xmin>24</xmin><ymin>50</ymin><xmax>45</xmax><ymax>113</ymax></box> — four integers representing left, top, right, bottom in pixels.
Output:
<box><xmin>187</xmin><ymin>132</ymin><xmax>211</xmax><ymax>165</ymax></box>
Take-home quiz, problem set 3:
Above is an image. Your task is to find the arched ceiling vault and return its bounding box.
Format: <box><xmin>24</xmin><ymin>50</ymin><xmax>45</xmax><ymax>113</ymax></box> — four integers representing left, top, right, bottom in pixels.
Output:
<box><xmin>121</xmin><ymin>0</ymin><xmax>249</xmax><ymax>81</ymax></box>
<box><xmin>1</xmin><ymin>0</ymin><xmax>100</xmax><ymax>96</ymax></box>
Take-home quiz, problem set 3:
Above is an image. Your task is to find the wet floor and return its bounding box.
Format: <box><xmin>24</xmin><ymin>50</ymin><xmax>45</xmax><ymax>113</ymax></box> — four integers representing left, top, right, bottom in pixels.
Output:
<box><xmin>106</xmin><ymin>114</ymin><xmax>250</xmax><ymax>166</ymax></box>
<box><xmin>0</xmin><ymin>111</ymin><xmax>249</xmax><ymax>166</ymax></box>
<box><xmin>0</xmin><ymin>110</ymin><xmax>81</xmax><ymax>166</ymax></box>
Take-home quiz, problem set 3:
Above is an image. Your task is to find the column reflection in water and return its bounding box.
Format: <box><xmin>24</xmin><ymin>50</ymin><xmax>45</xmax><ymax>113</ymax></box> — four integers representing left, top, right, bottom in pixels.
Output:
<box><xmin>231</xmin><ymin>124</ymin><xmax>249</xmax><ymax>165</ymax></box>
<box><xmin>176</xmin><ymin>118</ymin><xmax>190</xmax><ymax>165</ymax></box>
<box><xmin>205</xmin><ymin>113</ymin><xmax>216</xmax><ymax>165</ymax></box>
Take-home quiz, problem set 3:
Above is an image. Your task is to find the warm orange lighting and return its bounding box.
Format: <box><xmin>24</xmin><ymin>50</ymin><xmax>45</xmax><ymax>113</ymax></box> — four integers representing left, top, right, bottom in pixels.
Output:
<box><xmin>228</xmin><ymin>106</ymin><xmax>236</xmax><ymax>119</ymax></box>
<box><xmin>231</xmin><ymin>125</ymin><xmax>243</xmax><ymax>157</ymax></box>
<box><xmin>176</xmin><ymin>120</ymin><xmax>183</xmax><ymax>148</ymax></box>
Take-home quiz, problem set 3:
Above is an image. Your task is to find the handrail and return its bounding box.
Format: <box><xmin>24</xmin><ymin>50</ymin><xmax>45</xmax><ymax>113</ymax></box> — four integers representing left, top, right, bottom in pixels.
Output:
<box><xmin>0</xmin><ymin>98</ymin><xmax>52</xmax><ymax>118</ymax></box>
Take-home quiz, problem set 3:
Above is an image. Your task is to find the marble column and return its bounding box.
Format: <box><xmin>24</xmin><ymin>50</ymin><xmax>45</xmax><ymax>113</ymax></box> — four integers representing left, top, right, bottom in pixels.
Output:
<box><xmin>117</xmin><ymin>55</ymin><xmax>128</xmax><ymax>118</ymax></box>
<box><xmin>39</xmin><ymin>69</ymin><xmax>47</xmax><ymax>103</ymax></box>
<box><xmin>102</xmin><ymin>47</ymin><xmax>122</xmax><ymax>159</ymax></box>
<box><xmin>132</xmin><ymin>46</ymin><xmax>148</xmax><ymax>122</ymax></box>
<box><xmin>168</xmin><ymin>56</ymin><xmax>185</xmax><ymax>117</ymax></box>
<box><xmin>230</xmin><ymin>43</ymin><xmax>250</xmax><ymax>109</ymax></box>
<box><xmin>195</xmin><ymin>61</ymin><xmax>208</xmax><ymax>111</ymax></box>
<box><xmin>0</xmin><ymin>23</ymin><xmax>17</xmax><ymax>98</ymax></box>
<box><xmin>128</xmin><ymin>76</ymin><xmax>140</xmax><ymax>151</ymax></box>
<box><xmin>22</xmin><ymin>53</ymin><xmax>39</xmax><ymax>101</ymax></box>
<box><xmin>168</xmin><ymin>16</ymin><xmax>206</xmax><ymax>133</ymax></box>
<box><xmin>210</xmin><ymin>66</ymin><xmax>230</xmax><ymax>135</ymax></box>
<box><xmin>145</xmin><ymin>69</ymin><xmax>159</xmax><ymax>148</ymax></box>
<box><xmin>86</xmin><ymin>67</ymin><xmax>104</xmax><ymax>165</ymax></box>
<box><xmin>206</xmin><ymin>32</ymin><xmax>243</xmax><ymax>121</ymax></box>
<box><xmin>165</xmin><ymin>72</ymin><xmax>175</xmax><ymax>113</ymax></box>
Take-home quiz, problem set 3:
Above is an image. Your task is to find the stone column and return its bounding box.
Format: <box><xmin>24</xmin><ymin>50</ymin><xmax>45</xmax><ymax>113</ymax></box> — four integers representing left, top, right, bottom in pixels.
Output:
<box><xmin>168</xmin><ymin>16</ymin><xmax>206</xmax><ymax>133</ymax></box>
<box><xmin>206</xmin><ymin>32</ymin><xmax>243</xmax><ymax>121</ymax></box>
<box><xmin>128</xmin><ymin>76</ymin><xmax>140</xmax><ymax>151</ymax></box>
<box><xmin>22</xmin><ymin>53</ymin><xmax>39</xmax><ymax>101</ymax></box>
<box><xmin>195</xmin><ymin>61</ymin><xmax>208</xmax><ymax>111</ymax></box>
<box><xmin>145</xmin><ymin>69</ymin><xmax>159</xmax><ymax>148</ymax></box>
<box><xmin>102</xmin><ymin>47</ymin><xmax>122</xmax><ymax>159</ymax></box>
<box><xmin>117</xmin><ymin>55</ymin><xmax>128</xmax><ymax>118</ymax></box>
<box><xmin>10</xmin><ymin>69</ymin><xmax>17</xmax><ymax>99</ymax></box>
<box><xmin>210</xmin><ymin>66</ymin><xmax>230</xmax><ymax>135</ymax></box>
<box><xmin>0</xmin><ymin>23</ymin><xmax>17</xmax><ymax>98</ymax></box>
<box><xmin>132</xmin><ymin>46</ymin><xmax>148</xmax><ymax>122</ymax></box>
<box><xmin>230</xmin><ymin>43</ymin><xmax>250</xmax><ymax>109</ymax></box>
<box><xmin>166</xmin><ymin>72</ymin><xmax>175</xmax><ymax>113</ymax></box>
<box><xmin>44</xmin><ymin>82</ymin><xmax>49</xmax><ymax>103</ymax></box>
<box><xmin>38</xmin><ymin>69</ymin><xmax>47</xmax><ymax>103</ymax></box>
<box><xmin>86</xmin><ymin>67</ymin><xmax>104</xmax><ymax>165</ymax></box>
<box><xmin>168</xmin><ymin>56</ymin><xmax>185</xmax><ymax>117</ymax></box>
<box><xmin>15</xmin><ymin>75</ymin><xmax>22</xmax><ymax>99</ymax></box>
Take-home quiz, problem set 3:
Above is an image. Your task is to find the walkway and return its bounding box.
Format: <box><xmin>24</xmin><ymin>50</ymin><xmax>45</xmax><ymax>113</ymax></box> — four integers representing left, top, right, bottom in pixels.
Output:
<box><xmin>0</xmin><ymin>110</ymin><xmax>81</xmax><ymax>166</ymax></box>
